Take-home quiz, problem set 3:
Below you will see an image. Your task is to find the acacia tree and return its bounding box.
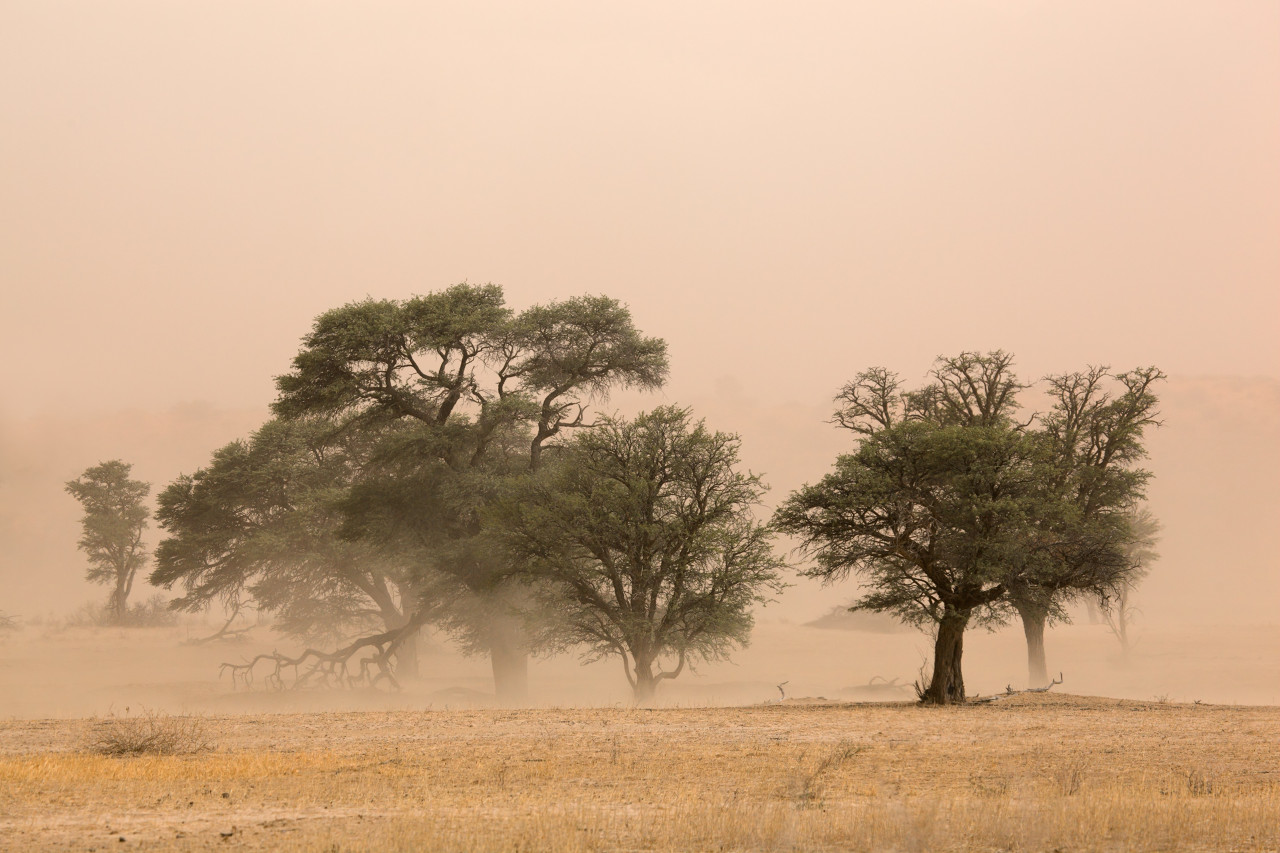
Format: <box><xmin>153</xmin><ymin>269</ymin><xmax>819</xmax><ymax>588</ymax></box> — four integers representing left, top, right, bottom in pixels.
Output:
<box><xmin>151</xmin><ymin>416</ymin><xmax>426</xmax><ymax>671</ymax></box>
<box><xmin>495</xmin><ymin>407</ymin><xmax>786</xmax><ymax>702</ymax></box>
<box><xmin>269</xmin><ymin>284</ymin><xmax>668</xmax><ymax>700</ymax></box>
<box><xmin>65</xmin><ymin>460</ymin><xmax>151</xmax><ymax>623</ymax></box>
<box><xmin>775</xmin><ymin>352</ymin><xmax>1145</xmax><ymax>705</ymax></box>
<box><xmin>1008</xmin><ymin>366</ymin><xmax>1165</xmax><ymax>684</ymax></box>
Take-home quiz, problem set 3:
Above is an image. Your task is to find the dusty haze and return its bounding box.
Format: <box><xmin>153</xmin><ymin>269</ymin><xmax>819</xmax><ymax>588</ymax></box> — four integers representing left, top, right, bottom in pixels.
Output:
<box><xmin>1</xmin><ymin>2</ymin><xmax>1277</xmax><ymax>714</ymax></box>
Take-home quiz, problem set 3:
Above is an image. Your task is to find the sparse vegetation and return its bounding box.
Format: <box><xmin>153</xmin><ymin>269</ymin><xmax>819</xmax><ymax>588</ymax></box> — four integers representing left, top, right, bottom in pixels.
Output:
<box><xmin>1052</xmin><ymin>756</ymin><xmax>1088</xmax><ymax>795</ymax></box>
<box><xmin>64</xmin><ymin>593</ymin><xmax>178</xmax><ymax>628</ymax></box>
<box><xmin>90</xmin><ymin>707</ymin><xmax>211</xmax><ymax>756</ymax></box>
<box><xmin>786</xmin><ymin>739</ymin><xmax>863</xmax><ymax>807</ymax></box>
<box><xmin>2</xmin><ymin>695</ymin><xmax>1275</xmax><ymax>851</ymax></box>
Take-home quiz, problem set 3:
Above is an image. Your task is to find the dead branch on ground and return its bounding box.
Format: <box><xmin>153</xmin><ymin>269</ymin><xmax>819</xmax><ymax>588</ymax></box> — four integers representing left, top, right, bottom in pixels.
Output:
<box><xmin>220</xmin><ymin>613</ymin><xmax>425</xmax><ymax>691</ymax></box>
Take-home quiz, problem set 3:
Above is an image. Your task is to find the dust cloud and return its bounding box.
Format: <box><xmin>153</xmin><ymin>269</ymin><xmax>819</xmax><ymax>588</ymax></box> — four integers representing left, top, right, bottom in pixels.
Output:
<box><xmin>1</xmin><ymin>1</ymin><xmax>1277</xmax><ymax>717</ymax></box>
<box><xmin>1</xmin><ymin>374</ymin><xmax>1276</xmax><ymax>717</ymax></box>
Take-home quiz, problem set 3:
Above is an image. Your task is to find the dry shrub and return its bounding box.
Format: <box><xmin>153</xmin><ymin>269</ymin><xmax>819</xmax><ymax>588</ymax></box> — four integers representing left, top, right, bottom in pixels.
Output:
<box><xmin>911</xmin><ymin>657</ymin><xmax>931</xmax><ymax>702</ymax></box>
<box><xmin>91</xmin><ymin>708</ymin><xmax>212</xmax><ymax>756</ymax></box>
<box><xmin>1185</xmin><ymin>766</ymin><xmax>1216</xmax><ymax>796</ymax></box>
<box><xmin>64</xmin><ymin>594</ymin><xmax>178</xmax><ymax>629</ymax></box>
<box><xmin>1052</xmin><ymin>756</ymin><xmax>1088</xmax><ymax>795</ymax></box>
<box><xmin>787</xmin><ymin>739</ymin><xmax>863</xmax><ymax>807</ymax></box>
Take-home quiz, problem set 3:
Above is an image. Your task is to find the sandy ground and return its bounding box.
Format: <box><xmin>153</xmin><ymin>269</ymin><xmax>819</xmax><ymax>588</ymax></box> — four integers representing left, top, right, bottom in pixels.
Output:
<box><xmin>1</xmin><ymin>693</ymin><xmax>1277</xmax><ymax>851</ymax></box>
<box><xmin>0</xmin><ymin>621</ymin><xmax>1276</xmax><ymax>850</ymax></box>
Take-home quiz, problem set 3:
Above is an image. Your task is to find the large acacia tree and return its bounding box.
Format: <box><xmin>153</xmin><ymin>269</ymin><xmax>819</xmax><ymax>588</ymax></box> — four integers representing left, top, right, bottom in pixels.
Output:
<box><xmin>269</xmin><ymin>284</ymin><xmax>668</xmax><ymax>700</ymax></box>
<box><xmin>775</xmin><ymin>352</ymin><xmax>1155</xmax><ymax>704</ymax></box>
<box><xmin>495</xmin><ymin>407</ymin><xmax>786</xmax><ymax>702</ymax></box>
<box><xmin>66</xmin><ymin>460</ymin><xmax>151</xmax><ymax>623</ymax></box>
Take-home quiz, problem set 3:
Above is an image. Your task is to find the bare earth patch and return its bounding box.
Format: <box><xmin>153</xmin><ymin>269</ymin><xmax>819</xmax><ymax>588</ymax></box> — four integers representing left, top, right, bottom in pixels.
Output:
<box><xmin>1</xmin><ymin>693</ymin><xmax>1277</xmax><ymax>851</ymax></box>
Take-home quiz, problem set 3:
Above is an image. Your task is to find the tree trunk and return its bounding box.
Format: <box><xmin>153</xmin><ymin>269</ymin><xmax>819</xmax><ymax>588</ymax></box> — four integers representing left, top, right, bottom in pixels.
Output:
<box><xmin>632</xmin><ymin>657</ymin><xmax>658</xmax><ymax>704</ymax></box>
<box><xmin>490</xmin><ymin>640</ymin><xmax>528</xmax><ymax>705</ymax></box>
<box><xmin>1014</xmin><ymin>600</ymin><xmax>1049</xmax><ymax>687</ymax></box>
<box><xmin>378</xmin><ymin>605</ymin><xmax>422</xmax><ymax>682</ymax></box>
<box><xmin>923</xmin><ymin>609</ymin><xmax>969</xmax><ymax>705</ymax></box>
<box><xmin>110</xmin><ymin>582</ymin><xmax>128</xmax><ymax>623</ymax></box>
<box><xmin>489</xmin><ymin>609</ymin><xmax>529</xmax><ymax>705</ymax></box>
<box><xmin>393</xmin><ymin>627</ymin><xmax>421</xmax><ymax>680</ymax></box>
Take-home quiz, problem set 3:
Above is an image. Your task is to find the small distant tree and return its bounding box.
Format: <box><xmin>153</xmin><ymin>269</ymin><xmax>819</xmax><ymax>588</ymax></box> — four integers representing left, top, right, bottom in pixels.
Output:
<box><xmin>65</xmin><ymin>460</ymin><xmax>151</xmax><ymax>623</ymax></box>
<box><xmin>495</xmin><ymin>407</ymin><xmax>786</xmax><ymax>703</ymax></box>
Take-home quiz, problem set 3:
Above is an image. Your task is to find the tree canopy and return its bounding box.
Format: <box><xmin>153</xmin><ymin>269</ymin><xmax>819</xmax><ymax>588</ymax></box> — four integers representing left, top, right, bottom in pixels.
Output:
<box><xmin>66</xmin><ymin>460</ymin><xmax>151</xmax><ymax>622</ymax></box>
<box><xmin>151</xmin><ymin>417</ymin><xmax>420</xmax><ymax>654</ymax></box>
<box><xmin>495</xmin><ymin>406</ymin><xmax>786</xmax><ymax>701</ymax></box>
<box><xmin>775</xmin><ymin>352</ymin><xmax>1162</xmax><ymax>704</ymax></box>
<box><xmin>154</xmin><ymin>284</ymin><xmax>669</xmax><ymax>700</ymax></box>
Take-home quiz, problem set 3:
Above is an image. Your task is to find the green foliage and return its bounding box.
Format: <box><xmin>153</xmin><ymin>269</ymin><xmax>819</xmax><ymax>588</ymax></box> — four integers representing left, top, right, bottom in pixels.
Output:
<box><xmin>495</xmin><ymin>406</ymin><xmax>787</xmax><ymax>699</ymax></box>
<box><xmin>775</xmin><ymin>352</ymin><xmax>1163</xmax><ymax>703</ymax></box>
<box><xmin>65</xmin><ymin>460</ymin><xmax>151</xmax><ymax>621</ymax></box>
<box><xmin>271</xmin><ymin>285</ymin><xmax>668</xmax><ymax>665</ymax></box>
<box><xmin>155</xmin><ymin>284</ymin><xmax>668</xmax><ymax>695</ymax></box>
<box><xmin>152</xmin><ymin>417</ymin><xmax>415</xmax><ymax>642</ymax></box>
<box><xmin>273</xmin><ymin>286</ymin><xmax>668</xmax><ymax>466</ymax></box>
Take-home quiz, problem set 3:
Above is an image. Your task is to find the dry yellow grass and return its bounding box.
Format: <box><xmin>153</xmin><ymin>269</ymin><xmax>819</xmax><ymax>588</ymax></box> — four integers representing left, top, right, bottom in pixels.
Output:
<box><xmin>1</xmin><ymin>694</ymin><xmax>1277</xmax><ymax>851</ymax></box>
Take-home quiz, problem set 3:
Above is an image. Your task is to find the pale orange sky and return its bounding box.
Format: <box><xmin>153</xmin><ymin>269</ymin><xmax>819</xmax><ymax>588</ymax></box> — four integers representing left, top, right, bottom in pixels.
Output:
<box><xmin>1</xmin><ymin>1</ymin><xmax>1277</xmax><ymax>419</ymax></box>
<box><xmin>1</xmin><ymin>3</ymin><xmax>1278</xmax><ymax>634</ymax></box>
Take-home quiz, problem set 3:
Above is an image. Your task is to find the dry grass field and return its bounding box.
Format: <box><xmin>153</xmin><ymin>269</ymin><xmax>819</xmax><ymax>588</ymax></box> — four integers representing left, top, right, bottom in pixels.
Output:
<box><xmin>2</xmin><ymin>693</ymin><xmax>1277</xmax><ymax>852</ymax></box>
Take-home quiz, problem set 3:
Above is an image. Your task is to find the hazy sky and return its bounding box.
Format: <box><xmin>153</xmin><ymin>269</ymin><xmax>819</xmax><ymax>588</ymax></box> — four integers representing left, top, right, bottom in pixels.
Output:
<box><xmin>2</xmin><ymin>1</ymin><xmax>1277</xmax><ymax>420</ymax></box>
<box><xmin>2</xmin><ymin>3</ymin><xmax>1278</xmax><ymax>632</ymax></box>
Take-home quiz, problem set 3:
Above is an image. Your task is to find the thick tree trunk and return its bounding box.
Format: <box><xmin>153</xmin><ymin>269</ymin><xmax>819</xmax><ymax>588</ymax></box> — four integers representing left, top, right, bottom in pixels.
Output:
<box><xmin>1015</xmin><ymin>601</ymin><xmax>1049</xmax><ymax>687</ymax></box>
<box><xmin>632</xmin><ymin>657</ymin><xmax>658</xmax><ymax>704</ymax></box>
<box><xmin>393</xmin><ymin>627</ymin><xmax>421</xmax><ymax>680</ymax></box>
<box><xmin>923</xmin><ymin>609</ymin><xmax>969</xmax><ymax>705</ymax></box>
<box><xmin>489</xmin><ymin>609</ymin><xmax>529</xmax><ymax>704</ymax></box>
<box><xmin>378</xmin><ymin>605</ymin><xmax>422</xmax><ymax>681</ymax></box>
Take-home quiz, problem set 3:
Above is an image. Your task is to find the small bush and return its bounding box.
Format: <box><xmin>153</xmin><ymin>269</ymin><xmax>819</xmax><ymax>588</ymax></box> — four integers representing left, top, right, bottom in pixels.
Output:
<box><xmin>0</xmin><ymin>611</ymin><xmax>18</xmax><ymax>633</ymax></box>
<box><xmin>92</xmin><ymin>708</ymin><xmax>212</xmax><ymax>756</ymax></box>
<box><xmin>122</xmin><ymin>594</ymin><xmax>180</xmax><ymax>627</ymax></box>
